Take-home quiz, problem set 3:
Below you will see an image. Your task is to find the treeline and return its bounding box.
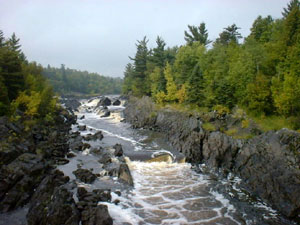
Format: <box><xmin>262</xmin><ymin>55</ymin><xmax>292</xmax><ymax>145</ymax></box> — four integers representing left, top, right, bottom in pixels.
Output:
<box><xmin>0</xmin><ymin>30</ymin><xmax>57</xmax><ymax>123</ymax></box>
<box><xmin>123</xmin><ymin>0</ymin><xmax>300</xmax><ymax>128</ymax></box>
<box><xmin>43</xmin><ymin>65</ymin><xmax>123</xmax><ymax>95</ymax></box>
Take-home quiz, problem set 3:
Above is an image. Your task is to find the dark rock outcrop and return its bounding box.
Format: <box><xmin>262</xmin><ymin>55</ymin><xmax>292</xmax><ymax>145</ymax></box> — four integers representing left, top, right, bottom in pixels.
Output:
<box><xmin>112</xmin><ymin>99</ymin><xmax>121</xmax><ymax>106</ymax></box>
<box><xmin>84</xmin><ymin>131</ymin><xmax>104</xmax><ymax>141</ymax></box>
<box><xmin>96</xmin><ymin>97</ymin><xmax>111</xmax><ymax>107</ymax></box>
<box><xmin>73</xmin><ymin>169</ymin><xmax>97</xmax><ymax>184</ymax></box>
<box><xmin>77</xmin><ymin>187</ymin><xmax>113</xmax><ymax>225</ymax></box>
<box><xmin>0</xmin><ymin>153</ymin><xmax>48</xmax><ymax>212</ymax></box>
<box><xmin>123</xmin><ymin>97</ymin><xmax>300</xmax><ymax>219</ymax></box>
<box><xmin>113</xmin><ymin>143</ymin><xmax>123</xmax><ymax>157</ymax></box>
<box><xmin>27</xmin><ymin>170</ymin><xmax>80</xmax><ymax>225</ymax></box>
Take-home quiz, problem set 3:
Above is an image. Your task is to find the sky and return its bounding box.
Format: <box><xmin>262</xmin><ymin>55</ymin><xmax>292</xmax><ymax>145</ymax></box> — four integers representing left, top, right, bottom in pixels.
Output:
<box><xmin>0</xmin><ymin>0</ymin><xmax>290</xmax><ymax>78</ymax></box>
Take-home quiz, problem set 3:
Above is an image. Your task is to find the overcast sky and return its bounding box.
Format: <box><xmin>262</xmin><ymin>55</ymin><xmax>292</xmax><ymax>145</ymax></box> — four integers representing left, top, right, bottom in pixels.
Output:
<box><xmin>0</xmin><ymin>0</ymin><xmax>290</xmax><ymax>77</ymax></box>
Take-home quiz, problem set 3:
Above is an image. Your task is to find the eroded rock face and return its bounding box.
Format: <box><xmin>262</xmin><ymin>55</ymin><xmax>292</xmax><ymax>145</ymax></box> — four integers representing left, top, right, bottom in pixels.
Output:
<box><xmin>123</xmin><ymin>97</ymin><xmax>300</xmax><ymax>219</ymax></box>
<box><xmin>77</xmin><ymin>187</ymin><xmax>113</xmax><ymax>225</ymax></box>
<box><xmin>27</xmin><ymin>170</ymin><xmax>80</xmax><ymax>225</ymax></box>
<box><xmin>0</xmin><ymin>153</ymin><xmax>48</xmax><ymax>212</ymax></box>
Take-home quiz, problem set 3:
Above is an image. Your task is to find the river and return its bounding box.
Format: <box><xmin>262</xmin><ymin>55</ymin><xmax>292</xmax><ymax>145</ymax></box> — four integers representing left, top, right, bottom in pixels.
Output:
<box><xmin>63</xmin><ymin>97</ymin><xmax>294</xmax><ymax>225</ymax></box>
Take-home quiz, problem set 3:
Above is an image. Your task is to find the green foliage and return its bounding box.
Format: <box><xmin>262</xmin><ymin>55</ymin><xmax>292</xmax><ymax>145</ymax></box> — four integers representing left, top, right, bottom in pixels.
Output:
<box><xmin>0</xmin><ymin>30</ymin><xmax>59</xmax><ymax>123</ymax></box>
<box><xmin>122</xmin><ymin>1</ymin><xmax>300</xmax><ymax>130</ymax></box>
<box><xmin>44</xmin><ymin>65</ymin><xmax>122</xmax><ymax>95</ymax></box>
<box><xmin>184</xmin><ymin>22</ymin><xmax>211</xmax><ymax>46</ymax></box>
<box><xmin>202</xmin><ymin>122</ymin><xmax>216</xmax><ymax>132</ymax></box>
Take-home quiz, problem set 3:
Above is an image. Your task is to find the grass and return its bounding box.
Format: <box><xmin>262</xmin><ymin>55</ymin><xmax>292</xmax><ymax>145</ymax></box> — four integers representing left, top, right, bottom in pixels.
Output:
<box><xmin>251</xmin><ymin>115</ymin><xmax>295</xmax><ymax>132</ymax></box>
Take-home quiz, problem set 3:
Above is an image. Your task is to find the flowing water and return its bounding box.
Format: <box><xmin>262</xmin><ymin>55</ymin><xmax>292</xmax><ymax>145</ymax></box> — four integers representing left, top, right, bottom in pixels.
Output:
<box><xmin>70</xmin><ymin>98</ymin><xmax>295</xmax><ymax>225</ymax></box>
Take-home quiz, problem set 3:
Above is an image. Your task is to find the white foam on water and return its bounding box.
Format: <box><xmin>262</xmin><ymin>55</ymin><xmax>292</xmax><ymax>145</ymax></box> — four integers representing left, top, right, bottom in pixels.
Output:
<box><xmin>106</xmin><ymin>159</ymin><xmax>242</xmax><ymax>225</ymax></box>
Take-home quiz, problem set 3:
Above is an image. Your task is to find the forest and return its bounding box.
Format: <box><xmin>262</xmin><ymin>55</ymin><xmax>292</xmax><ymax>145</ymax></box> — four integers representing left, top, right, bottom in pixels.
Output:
<box><xmin>0</xmin><ymin>30</ymin><xmax>122</xmax><ymax>122</ymax></box>
<box><xmin>43</xmin><ymin>65</ymin><xmax>122</xmax><ymax>96</ymax></box>
<box><xmin>122</xmin><ymin>0</ymin><xmax>300</xmax><ymax>130</ymax></box>
<box><xmin>0</xmin><ymin>30</ymin><xmax>58</xmax><ymax>122</ymax></box>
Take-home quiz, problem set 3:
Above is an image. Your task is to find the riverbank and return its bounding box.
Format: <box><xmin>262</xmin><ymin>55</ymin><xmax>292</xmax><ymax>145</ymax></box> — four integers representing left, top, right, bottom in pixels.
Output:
<box><xmin>123</xmin><ymin>96</ymin><xmax>300</xmax><ymax>221</ymax></box>
<box><xmin>0</xmin><ymin>99</ymin><xmax>132</xmax><ymax>225</ymax></box>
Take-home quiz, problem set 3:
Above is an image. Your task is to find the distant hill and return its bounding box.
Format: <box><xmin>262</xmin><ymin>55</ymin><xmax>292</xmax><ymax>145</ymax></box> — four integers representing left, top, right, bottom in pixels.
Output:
<box><xmin>43</xmin><ymin>65</ymin><xmax>123</xmax><ymax>95</ymax></box>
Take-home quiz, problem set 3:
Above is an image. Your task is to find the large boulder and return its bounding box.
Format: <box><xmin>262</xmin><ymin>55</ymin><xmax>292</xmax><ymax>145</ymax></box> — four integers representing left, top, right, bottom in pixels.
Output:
<box><xmin>84</xmin><ymin>131</ymin><xmax>104</xmax><ymax>141</ymax></box>
<box><xmin>73</xmin><ymin>169</ymin><xmax>97</xmax><ymax>184</ymax></box>
<box><xmin>0</xmin><ymin>153</ymin><xmax>48</xmax><ymax>212</ymax></box>
<box><xmin>118</xmin><ymin>163</ymin><xmax>134</xmax><ymax>186</ymax></box>
<box><xmin>81</xmin><ymin>205</ymin><xmax>113</xmax><ymax>225</ymax></box>
<box><xmin>234</xmin><ymin>129</ymin><xmax>300</xmax><ymax>218</ymax></box>
<box><xmin>113</xmin><ymin>144</ymin><xmax>123</xmax><ymax>157</ymax></box>
<box><xmin>96</xmin><ymin>97</ymin><xmax>111</xmax><ymax>107</ymax></box>
<box><xmin>77</xmin><ymin>187</ymin><xmax>113</xmax><ymax>225</ymax></box>
<box><xmin>112</xmin><ymin>99</ymin><xmax>121</xmax><ymax>106</ymax></box>
<box><xmin>27</xmin><ymin>170</ymin><xmax>80</xmax><ymax>225</ymax></box>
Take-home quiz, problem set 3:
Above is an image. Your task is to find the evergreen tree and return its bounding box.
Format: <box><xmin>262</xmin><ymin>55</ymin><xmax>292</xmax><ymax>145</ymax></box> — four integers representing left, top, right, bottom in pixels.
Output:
<box><xmin>248</xmin><ymin>16</ymin><xmax>274</xmax><ymax>43</ymax></box>
<box><xmin>216</xmin><ymin>24</ymin><xmax>242</xmax><ymax>45</ymax></box>
<box><xmin>184</xmin><ymin>22</ymin><xmax>211</xmax><ymax>46</ymax></box>
<box><xmin>129</xmin><ymin>36</ymin><xmax>150</xmax><ymax>96</ymax></box>
<box><xmin>8</xmin><ymin>33</ymin><xmax>21</xmax><ymax>54</ymax></box>
<box><xmin>282</xmin><ymin>0</ymin><xmax>300</xmax><ymax>18</ymax></box>
<box><xmin>151</xmin><ymin>36</ymin><xmax>166</xmax><ymax>68</ymax></box>
<box><xmin>186</xmin><ymin>63</ymin><xmax>205</xmax><ymax>106</ymax></box>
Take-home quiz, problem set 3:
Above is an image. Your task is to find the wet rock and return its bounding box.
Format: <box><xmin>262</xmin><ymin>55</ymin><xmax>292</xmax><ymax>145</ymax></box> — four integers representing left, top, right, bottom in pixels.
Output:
<box><xmin>69</xmin><ymin>135</ymin><xmax>84</xmax><ymax>151</ymax></box>
<box><xmin>90</xmin><ymin>147</ymin><xmax>103</xmax><ymax>155</ymax></box>
<box><xmin>84</xmin><ymin>131</ymin><xmax>104</xmax><ymax>141</ymax></box>
<box><xmin>96</xmin><ymin>97</ymin><xmax>112</xmax><ymax>107</ymax></box>
<box><xmin>60</xmin><ymin>98</ymin><xmax>81</xmax><ymax>111</ymax></box>
<box><xmin>81</xmin><ymin>205</ymin><xmax>113</xmax><ymax>225</ymax></box>
<box><xmin>124</xmin><ymin>97</ymin><xmax>300</xmax><ymax>219</ymax></box>
<box><xmin>113</xmin><ymin>143</ymin><xmax>123</xmax><ymax>157</ymax></box>
<box><xmin>78</xmin><ymin>125</ymin><xmax>87</xmax><ymax>131</ymax></box>
<box><xmin>112</xmin><ymin>99</ymin><xmax>121</xmax><ymax>106</ymax></box>
<box><xmin>98</xmin><ymin>152</ymin><xmax>112</xmax><ymax>164</ymax></box>
<box><xmin>55</xmin><ymin>158</ymin><xmax>70</xmax><ymax>165</ymax></box>
<box><xmin>80</xmin><ymin>115</ymin><xmax>85</xmax><ymax>120</ymax></box>
<box><xmin>100</xmin><ymin>110</ymin><xmax>111</xmax><ymax>118</ymax></box>
<box><xmin>118</xmin><ymin>163</ymin><xmax>134</xmax><ymax>186</ymax></box>
<box><xmin>67</xmin><ymin>152</ymin><xmax>76</xmax><ymax>158</ymax></box>
<box><xmin>83</xmin><ymin>143</ymin><xmax>91</xmax><ymax>150</ymax></box>
<box><xmin>105</xmin><ymin>162</ymin><xmax>120</xmax><ymax>177</ymax></box>
<box><xmin>73</xmin><ymin>169</ymin><xmax>97</xmax><ymax>184</ymax></box>
<box><xmin>27</xmin><ymin>170</ymin><xmax>79</xmax><ymax>225</ymax></box>
<box><xmin>0</xmin><ymin>153</ymin><xmax>48</xmax><ymax>212</ymax></box>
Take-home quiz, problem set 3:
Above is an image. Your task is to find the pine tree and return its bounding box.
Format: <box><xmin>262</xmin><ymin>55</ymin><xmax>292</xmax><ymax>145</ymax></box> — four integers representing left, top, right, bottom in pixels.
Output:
<box><xmin>184</xmin><ymin>22</ymin><xmax>211</xmax><ymax>46</ymax></box>
<box><xmin>0</xmin><ymin>30</ymin><xmax>5</xmax><ymax>48</ymax></box>
<box><xmin>8</xmin><ymin>33</ymin><xmax>21</xmax><ymax>54</ymax></box>
<box><xmin>151</xmin><ymin>36</ymin><xmax>166</xmax><ymax>68</ymax></box>
<box><xmin>282</xmin><ymin>0</ymin><xmax>300</xmax><ymax>18</ymax></box>
<box><xmin>129</xmin><ymin>36</ymin><xmax>150</xmax><ymax>96</ymax></box>
<box><xmin>186</xmin><ymin>63</ymin><xmax>205</xmax><ymax>106</ymax></box>
<box><xmin>216</xmin><ymin>24</ymin><xmax>242</xmax><ymax>45</ymax></box>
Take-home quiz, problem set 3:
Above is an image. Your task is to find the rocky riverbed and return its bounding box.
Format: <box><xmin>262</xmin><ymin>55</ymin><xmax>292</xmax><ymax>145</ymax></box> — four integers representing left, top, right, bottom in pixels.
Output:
<box><xmin>123</xmin><ymin>96</ymin><xmax>300</xmax><ymax>223</ymax></box>
<box><xmin>0</xmin><ymin>96</ymin><xmax>133</xmax><ymax>225</ymax></box>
